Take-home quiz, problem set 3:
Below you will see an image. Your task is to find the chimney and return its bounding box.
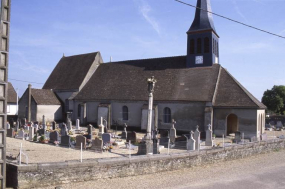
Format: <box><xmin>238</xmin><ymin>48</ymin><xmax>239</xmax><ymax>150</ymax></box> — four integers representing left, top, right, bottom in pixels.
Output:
<box><xmin>28</xmin><ymin>84</ymin><xmax>32</xmax><ymax>122</ymax></box>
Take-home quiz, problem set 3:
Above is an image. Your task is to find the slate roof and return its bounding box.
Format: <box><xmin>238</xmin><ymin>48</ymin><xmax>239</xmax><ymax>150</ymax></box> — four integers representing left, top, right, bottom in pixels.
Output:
<box><xmin>31</xmin><ymin>89</ymin><xmax>61</xmax><ymax>105</ymax></box>
<box><xmin>188</xmin><ymin>0</ymin><xmax>217</xmax><ymax>35</ymax></box>
<box><xmin>43</xmin><ymin>52</ymin><xmax>98</xmax><ymax>90</ymax></box>
<box><xmin>7</xmin><ymin>82</ymin><xmax>17</xmax><ymax>103</ymax></box>
<box><xmin>214</xmin><ymin>68</ymin><xmax>266</xmax><ymax>108</ymax></box>
<box><xmin>74</xmin><ymin>55</ymin><xmax>265</xmax><ymax>109</ymax></box>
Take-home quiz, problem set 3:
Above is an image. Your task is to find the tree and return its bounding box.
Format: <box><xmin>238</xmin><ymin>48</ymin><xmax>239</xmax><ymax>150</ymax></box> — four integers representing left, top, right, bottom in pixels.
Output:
<box><xmin>262</xmin><ymin>85</ymin><xmax>285</xmax><ymax>115</ymax></box>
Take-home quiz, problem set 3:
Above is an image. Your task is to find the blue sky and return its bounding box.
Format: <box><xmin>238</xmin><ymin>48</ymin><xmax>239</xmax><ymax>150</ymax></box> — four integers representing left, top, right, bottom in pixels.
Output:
<box><xmin>9</xmin><ymin>0</ymin><xmax>285</xmax><ymax>100</ymax></box>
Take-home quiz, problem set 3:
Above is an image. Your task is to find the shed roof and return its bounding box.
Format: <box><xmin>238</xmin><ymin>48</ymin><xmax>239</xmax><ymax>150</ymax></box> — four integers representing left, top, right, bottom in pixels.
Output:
<box><xmin>31</xmin><ymin>89</ymin><xmax>61</xmax><ymax>105</ymax></box>
<box><xmin>7</xmin><ymin>82</ymin><xmax>17</xmax><ymax>103</ymax></box>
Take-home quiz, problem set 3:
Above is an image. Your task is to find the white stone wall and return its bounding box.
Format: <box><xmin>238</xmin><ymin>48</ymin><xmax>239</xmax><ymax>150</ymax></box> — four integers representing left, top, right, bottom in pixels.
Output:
<box><xmin>37</xmin><ymin>105</ymin><xmax>62</xmax><ymax>122</ymax></box>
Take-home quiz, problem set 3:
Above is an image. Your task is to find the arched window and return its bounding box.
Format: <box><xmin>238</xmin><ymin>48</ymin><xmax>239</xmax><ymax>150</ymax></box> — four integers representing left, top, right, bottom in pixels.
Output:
<box><xmin>163</xmin><ymin>107</ymin><xmax>171</xmax><ymax>123</ymax></box>
<box><xmin>197</xmin><ymin>38</ymin><xmax>202</xmax><ymax>54</ymax></box>
<box><xmin>122</xmin><ymin>106</ymin><xmax>128</xmax><ymax>120</ymax></box>
<box><xmin>78</xmin><ymin>104</ymin><xmax>81</xmax><ymax>117</ymax></box>
<box><xmin>190</xmin><ymin>39</ymin><xmax>195</xmax><ymax>54</ymax></box>
<box><xmin>204</xmin><ymin>37</ymin><xmax>209</xmax><ymax>53</ymax></box>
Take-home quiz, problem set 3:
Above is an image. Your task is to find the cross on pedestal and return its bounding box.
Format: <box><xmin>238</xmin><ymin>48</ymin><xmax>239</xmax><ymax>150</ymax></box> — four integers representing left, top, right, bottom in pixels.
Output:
<box><xmin>172</xmin><ymin>119</ymin><xmax>176</xmax><ymax>129</ymax></box>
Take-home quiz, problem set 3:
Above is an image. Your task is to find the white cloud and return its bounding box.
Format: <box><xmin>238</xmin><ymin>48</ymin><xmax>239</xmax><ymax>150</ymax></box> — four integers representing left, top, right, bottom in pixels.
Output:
<box><xmin>232</xmin><ymin>0</ymin><xmax>249</xmax><ymax>23</ymax></box>
<box><xmin>137</xmin><ymin>0</ymin><xmax>160</xmax><ymax>34</ymax></box>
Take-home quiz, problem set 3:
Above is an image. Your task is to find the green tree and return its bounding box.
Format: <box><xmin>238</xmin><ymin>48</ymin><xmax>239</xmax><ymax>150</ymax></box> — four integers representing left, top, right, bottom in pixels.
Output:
<box><xmin>262</xmin><ymin>85</ymin><xmax>285</xmax><ymax>115</ymax></box>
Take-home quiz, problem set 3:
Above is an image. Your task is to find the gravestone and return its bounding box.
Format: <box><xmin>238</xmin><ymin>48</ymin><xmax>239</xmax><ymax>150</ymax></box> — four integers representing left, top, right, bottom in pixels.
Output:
<box><xmin>102</xmin><ymin>133</ymin><xmax>111</xmax><ymax>145</ymax></box>
<box><xmin>16</xmin><ymin>121</ymin><xmax>20</xmax><ymax>131</ymax></box>
<box><xmin>250</xmin><ymin>136</ymin><xmax>257</xmax><ymax>142</ymax></box>
<box><xmin>61</xmin><ymin>123</ymin><xmax>68</xmax><ymax>136</ymax></box>
<box><xmin>17</xmin><ymin>130</ymin><xmax>25</xmax><ymax>140</ymax></box>
<box><xmin>7</xmin><ymin>128</ymin><xmax>14</xmax><ymax>138</ymax></box>
<box><xmin>29</xmin><ymin>126</ymin><xmax>34</xmax><ymax>141</ymax></box>
<box><xmin>160</xmin><ymin>130</ymin><xmax>169</xmax><ymax>138</ymax></box>
<box><xmin>169</xmin><ymin>119</ymin><xmax>177</xmax><ymax>143</ymax></box>
<box><xmin>37</xmin><ymin>129</ymin><xmax>45</xmax><ymax>136</ymax></box>
<box><xmin>153</xmin><ymin>138</ymin><xmax>159</xmax><ymax>154</ymax></box>
<box><xmin>52</xmin><ymin>121</ymin><xmax>56</xmax><ymax>130</ymax></box>
<box><xmin>84</xmin><ymin>124</ymin><xmax>93</xmax><ymax>140</ymax></box>
<box><xmin>60</xmin><ymin>135</ymin><xmax>70</xmax><ymax>147</ymax></box>
<box><xmin>76</xmin><ymin>135</ymin><xmax>86</xmax><ymax>149</ymax></box>
<box><xmin>50</xmin><ymin>131</ymin><xmax>59</xmax><ymax>143</ymax></box>
<box><xmin>76</xmin><ymin>119</ymin><xmax>80</xmax><ymax>130</ymax></box>
<box><xmin>121</xmin><ymin>123</ymin><xmax>127</xmax><ymax>139</ymax></box>
<box><xmin>187</xmin><ymin>131</ymin><xmax>196</xmax><ymax>151</ymax></box>
<box><xmin>261</xmin><ymin>133</ymin><xmax>267</xmax><ymax>141</ymax></box>
<box><xmin>67</xmin><ymin>120</ymin><xmax>72</xmax><ymax>131</ymax></box>
<box><xmin>6</xmin><ymin>122</ymin><xmax>10</xmax><ymax>129</ymax></box>
<box><xmin>91</xmin><ymin>137</ymin><xmax>103</xmax><ymax>153</ymax></box>
<box><xmin>205</xmin><ymin>124</ymin><xmax>213</xmax><ymax>146</ymax></box>
<box><xmin>42</xmin><ymin>115</ymin><xmax>46</xmax><ymax>131</ymax></box>
<box><xmin>126</xmin><ymin>131</ymin><xmax>137</xmax><ymax>143</ymax></box>
<box><xmin>98</xmin><ymin>117</ymin><xmax>104</xmax><ymax>136</ymax></box>
<box><xmin>276</xmin><ymin>121</ymin><xmax>283</xmax><ymax>129</ymax></box>
<box><xmin>234</xmin><ymin>132</ymin><xmax>241</xmax><ymax>143</ymax></box>
<box><xmin>159</xmin><ymin>137</ymin><xmax>170</xmax><ymax>147</ymax></box>
<box><xmin>194</xmin><ymin>125</ymin><xmax>200</xmax><ymax>151</ymax></box>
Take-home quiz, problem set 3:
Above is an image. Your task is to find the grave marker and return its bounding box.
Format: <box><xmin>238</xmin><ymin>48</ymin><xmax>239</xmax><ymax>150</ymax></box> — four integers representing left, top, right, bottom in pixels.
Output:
<box><xmin>102</xmin><ymin>133</ymin><xmax>111</xmax><ymax>145</ymax></box>
<box><xmin>50</xmin><ymin>131</ymin><xmax>59</xmax><ymax>143</ymax></box>
<box><xmin>194</xmin><ymin>125</ymin><xmax>200</xmax><ymax>151</ymax></box>
<box><xmin>76</xmin><ymin>135</ymin><xmax>86</xmax><ymax>149</ymax></box>
<box><xmin>187</xmin><ymin>131</ymin><xmax>196</xmax><ymax>151</ymax></box>
<box><xmin>169</xmin><ymin>119</ymin><xmax>177</xmax><ymax>143</ymax></box>
<box><xmin>91</xmin><ymin>138</ymin><xmax>103</xmax><ymax>153</ymax></box>
<box><xmin>60</xmin><ymin>135</ymin><xmax>70</xmax><ymax>147</ymax></box>
<box><xmin>205</xmin><ymin>124</ymin><xmax>213</xmax><ymax>146</ymax></box>
<box><xmin>126</xmin><ymin>131</ymin><xmax>137</xmax><ymax>143</ymax></box>
<box><xmin>121</xmin><ymin>123</ymin><xmax>127</xmax><ymax>139</ymax></box>
<box><xmin>29</xmin><ymin>126</ymin><xmax>34</xmax><ymax>141</ymax></box>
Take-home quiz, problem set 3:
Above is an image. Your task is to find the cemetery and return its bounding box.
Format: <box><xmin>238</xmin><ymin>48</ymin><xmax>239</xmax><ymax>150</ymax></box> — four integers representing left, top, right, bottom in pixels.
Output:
<box><xmin>6</xmin><ymin>114</ymin><xmax>285</xmax><ymax>188</ymax></box>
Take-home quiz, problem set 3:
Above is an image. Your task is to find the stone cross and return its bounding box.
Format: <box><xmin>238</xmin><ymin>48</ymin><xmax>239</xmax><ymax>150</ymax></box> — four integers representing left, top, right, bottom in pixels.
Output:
<box><xmin>98</xmin><ymin>117</ymin><xmax>105</xmax><ymax>136</ymax></box>
<box><xmin>187</xmin><ymin>131</ymin><xmax>196</xmax><ymax>151</ymax></box>
<box><xmin>205</xmin><ymin>124</ymin><xmax>213</xmax><ymax>146</ymax></box>
<box><xmin>170</xmin><ymin>119</ymin><xmax>177</xmax><ymax>143</ymax></box>
<box><xmin>194</xmin><ymin>125</ymin><xmax>200</xmax><ymax>151</ymax></box>
<box><xmin>42</xmin><ymin>115</ymin><xmax>46</xmax><ymax>131</ymax></box>
<box><xmin>122</xmin><ymin>123</ymin><xmax>127</xmax><ymax>139</ymax></box>
<box><xmin>61</xmin><ymin>123</ymin><xmax>68</xmax><ymax>136</ymax></box>
<box><xmin>76</xmin><ymin>119</ymin><xmax>80</xmax><ymax>130</ymax></box>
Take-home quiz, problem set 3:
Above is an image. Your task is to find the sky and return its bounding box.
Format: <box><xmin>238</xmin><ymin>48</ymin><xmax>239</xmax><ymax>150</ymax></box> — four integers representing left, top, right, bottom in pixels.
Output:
<box><xmin>8</xmin><ymin>0</ymin><xmax>285</xmax><ymax>100</ymax></box>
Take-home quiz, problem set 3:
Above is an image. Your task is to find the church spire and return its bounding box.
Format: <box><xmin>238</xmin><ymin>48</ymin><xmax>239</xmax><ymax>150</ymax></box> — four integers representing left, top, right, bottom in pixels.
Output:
<box><xmin>187</xmin><ymin>0</ymin><xmax>217</xmax><ymax>36</ymax></box>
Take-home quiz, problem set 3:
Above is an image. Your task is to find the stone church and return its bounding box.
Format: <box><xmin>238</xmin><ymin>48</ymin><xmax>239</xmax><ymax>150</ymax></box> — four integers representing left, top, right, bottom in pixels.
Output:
<box><xmin>41</xmin><ymin>0</ymin><xmax>266</xmax><ymax>139</ymax></box>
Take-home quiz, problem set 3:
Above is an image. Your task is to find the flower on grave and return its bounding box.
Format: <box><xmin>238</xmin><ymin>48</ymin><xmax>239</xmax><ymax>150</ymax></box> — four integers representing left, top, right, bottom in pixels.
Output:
<box><xmin>54</xmin><ymin>141</ymin><xmax>59</xmax><ymax>145</ymax></box>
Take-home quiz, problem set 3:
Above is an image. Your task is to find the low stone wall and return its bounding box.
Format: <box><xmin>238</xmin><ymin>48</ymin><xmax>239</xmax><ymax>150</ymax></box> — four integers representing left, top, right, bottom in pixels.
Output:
<box><xmin>7</xmin><ymin>139</ymin><xmax>285</xmax><ymax>189</ymax></box>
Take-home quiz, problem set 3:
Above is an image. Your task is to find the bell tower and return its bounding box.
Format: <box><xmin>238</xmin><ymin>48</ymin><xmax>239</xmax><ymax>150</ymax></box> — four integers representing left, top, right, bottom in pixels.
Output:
<box><xmin>186</xmin><ymin>0</ymin><xmax>219</xmax><ymax>68</ymax></box>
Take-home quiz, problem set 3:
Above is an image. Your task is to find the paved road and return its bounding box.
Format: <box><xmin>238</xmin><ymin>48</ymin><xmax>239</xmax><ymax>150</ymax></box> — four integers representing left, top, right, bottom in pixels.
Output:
<box><xmin>45</xmin><ymin>150</ymin><xmax>285</xmax><ymax>189</ymax></box>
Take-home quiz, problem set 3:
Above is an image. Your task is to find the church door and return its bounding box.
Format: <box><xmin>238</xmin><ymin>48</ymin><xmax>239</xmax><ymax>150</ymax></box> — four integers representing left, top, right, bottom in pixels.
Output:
<box><xmin>226</xmin><ymin>114</ymin><xmax>238</xmax><ymax>135</ymax></box>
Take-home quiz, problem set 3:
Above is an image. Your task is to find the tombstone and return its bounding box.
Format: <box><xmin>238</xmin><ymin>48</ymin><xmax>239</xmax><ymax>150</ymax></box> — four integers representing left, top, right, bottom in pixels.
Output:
<box><xmin>234</xmin><ymin>132</ymin><xmax>241</xmax><ymax>143</ymax></box>
<box><xmin>126</xmin><ymin>131</ymin><xmax>137</xmax><ymax>143</ymax></box>
<box><xmin>250</xmin><ymin>136</ymin><xmax>257</xmax><ymax>142</ymax></box>
<box><xmin>261</xmin><ymin>133</ymin><xmax>268</xmax><ymax>141</ymax></box>
<box><xmin>121</xmin><ymin>123</ymin><xmax>127</xmax><ymax>139</ymax></box>
<box><xmin>76</xmin><ymin>119</ymin><xmax>80</xmax><ymax>130</ymax></box>
<box><xmin>98</xmin><ymin>117</ymin><xmax>105</xmax><ymax>136</ymax></box>
<box><xmin>160</xmin><ymin>130</ymin><xmax>169</xmax><ymax>138</ymax></box>
<box><xmin>60</xmin><ymin>135</ymin><xmax>70</xmax><ymax>147</ymax></box>
<box><xmin>50</xmin><ymin>131</ymin><xmax>59</xmax><ymax>143</ymax></box>
<box><xmin>7</xmin><ymin>128</ymin><xmax>15</xmax><ymax>138</ymax></box>
<box><xmin>102</xmin><ymin>133</ymin><xmax>111</xmax><ymax>145</ymax></box>
<box><xmin>37</xmin><ymin>129</ymin><xmax>45</xmax><ymax>136</ymax></box>
<box><xmin>16</xmin><ymin>121</ymin><xmax>20</xmax><ymax>131</ymax></box>
<box><xmin>42</xmin><ymin>115</ymin><xmax>46</xmax><ymax>131</ymax></box>
<box><xmin>34</xmin><ymin>124</ymin><xmax>39</xmax><ymax>133</ymax></box>
<box><xmin>6</xmin><ymin>122</ymin><xmax>10</xmax><ymax>129</ymax></box>
<box><xmin>153</xmin><ymin>138</ymin><xmax>159</xmax><ymax>154</ymax></box>
<box><xmin>194</xmin><ymin>125</ymin><xmax>200</xmax><ymax>151</ymax></box>
<box><xmin>52</xmin><ymin>121</ymin><xmax>56</xmax><ymax>130</ymax></box>
<box><xmin>17</xmin><ymin>130</ymin><xmax>25</xmax><ymax>140</ymax></box>
<box><xmin>159</xmin><ymin>137</ymin><xmax>170</xmax><ymax>147</ymax></box>
<box><xmin>61</xmin><ymin>123</ymin><xmax>68</xmax><ymax>136</ymax></box>
<box><xmin>187</xmin><ymin>131</ymin><xmax>196</xmax><ymax>151</ymax></box>
<box><xmin>76</xmin><ymin>135</ymin><xmax>86</xmax><ymax>149</ymax></box>
<box><xmin>67</xmin><ymin>120</ymin><xmax>73</xmax><ymax>131</ymax></box>
<box><xmin>205</xmin><ymin>124</ymin><xmax>213</xmax><ymax>146</ymax></box>
<box><xmin>29</xmin><ymin>126</ymin><xmax>34</xmax><ymax>141</ymax></box>
<box><xmin>169</xmin><ymin>119</ymin><xmax>177</xmax><ymax>143</ymax></box>
<box><xmin>91</xmin><ymin>137</ymin><xmax>103</xmax><ymax>153</ymax></box>
<box><xmin>84</xmin><ymin>124</ymin><xmax>93</xmax><ymax>140</ymax></box>
<box><xmin>276</xmin><ymin>121</ymin><xmax>283</xmax><ymax>129</ymax></box>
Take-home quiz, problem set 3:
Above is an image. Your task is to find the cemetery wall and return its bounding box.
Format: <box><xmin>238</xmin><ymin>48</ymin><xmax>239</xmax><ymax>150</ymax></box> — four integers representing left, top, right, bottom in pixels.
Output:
<box><xmin>213</xmin><ymin>108</ymin><xmax>258</xmax><ymax>138</ymax></box>
<box><xmin>8</xmin><ymin>139</ymin><xmax>285</xmax><ymax>189</ymax></box>
<box><xmin>37</xmin><ymin>105</ymin><xmax>62</xmax><ymax>122</ymax></box>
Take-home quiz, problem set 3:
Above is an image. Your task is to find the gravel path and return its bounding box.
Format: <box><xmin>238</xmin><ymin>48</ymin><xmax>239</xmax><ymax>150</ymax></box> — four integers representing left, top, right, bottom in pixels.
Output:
<box><xmin>41</xmin><ymin>149</ymin><xmax>285</xmax><ymax>189</ymax></box>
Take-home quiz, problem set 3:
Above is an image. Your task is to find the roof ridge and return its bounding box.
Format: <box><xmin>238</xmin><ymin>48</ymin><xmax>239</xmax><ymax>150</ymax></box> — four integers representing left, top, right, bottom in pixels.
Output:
<box><xmin>222</xmin><ymin>67</ymin><xmax>265</xmax><ymax>109</ymax></box>
<box><xmin>107</xmin><ymin>55</ymin><xmax>186</xmax><ymax>64</ymax></box>
<box><xmin>63</xmin><ymin>51</ymin><xmax>99</xmax><ymax>58</ymax></box>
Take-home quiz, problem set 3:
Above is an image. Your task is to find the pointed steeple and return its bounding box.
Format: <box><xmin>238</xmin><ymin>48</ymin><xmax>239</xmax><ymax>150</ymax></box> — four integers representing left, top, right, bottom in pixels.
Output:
<box><xmin>187</xmin><ymin>0</ymin><xmax>217</xmax><ymax>36</ymax></box>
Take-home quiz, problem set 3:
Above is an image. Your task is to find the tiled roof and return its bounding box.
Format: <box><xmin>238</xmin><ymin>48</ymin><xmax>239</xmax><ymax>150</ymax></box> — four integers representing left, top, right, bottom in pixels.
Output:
<box><xmin>43</xmin><ymin>52</ymin><xmax>98</xmax><ymax>90</ymax></box>
<box><xmin>31</xmin><ymin>89</ymin><xmax>61</xmax><ymax>105</ymax></box>
<box><xmin>7</xmin><ymin>82</ymin><xmax>17</xmax><ymax>103</ymax></box>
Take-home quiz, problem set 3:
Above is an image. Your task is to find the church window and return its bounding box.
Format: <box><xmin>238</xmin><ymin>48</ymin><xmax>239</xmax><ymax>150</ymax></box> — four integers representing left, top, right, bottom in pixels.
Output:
<box><xmin>123</xmin><ymin>106</ymin><xmax>128</xmax><ymax>120</ymax></box>
<box><xmin>197</xmin><ymin>38</ymin><xmax>202</xmax><ymax>54</ymax></box>
<box><xmin>204</xmin><ymin>37</ymin><xmax>209</xmax><ymax>53</ymax></box>
<box><xmin>190</xmin><ymin>39</ymin><xmax>195</xmax><ymax>54</ymax></box>
<box><xmin>213</xmin><ymin>39</ymin><xmax>215</xmax><ymax>55</ymax></box>
<box><xmin>65</xmin><ymin>99</ymin><xmax>69</xmax><ymax>112</ymax></box>
<box><xmin>78</xmin><ymin>104</ymin><xmax>81</xmax><ymax>117</ymax></box>
<box><xmin>163</xmin><ymin>107</ymin><xmax>171</xmax><ymax>123</ymax></box>
<box><xmin>217</xmin><ymin>42</ymin><xmax>219</xmax><ymax>57</ymax></box>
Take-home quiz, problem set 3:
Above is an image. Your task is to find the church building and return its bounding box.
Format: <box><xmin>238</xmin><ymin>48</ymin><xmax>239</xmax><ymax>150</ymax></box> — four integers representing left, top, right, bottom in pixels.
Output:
<box><xmin>42</xmin><ymin>0</ymin><xmax>266</xmax><ymax>139</ymax></box>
